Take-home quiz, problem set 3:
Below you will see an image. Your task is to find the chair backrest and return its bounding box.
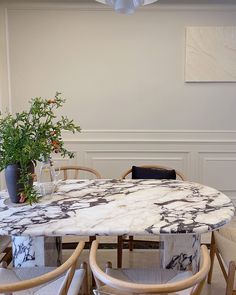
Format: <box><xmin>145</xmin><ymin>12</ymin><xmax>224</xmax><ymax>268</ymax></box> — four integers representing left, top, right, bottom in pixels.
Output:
<box><xmin>121</xmin><ymin>165</ymin><xmax>186</xmax><ymax>181</ymax></box>
<box><xmin>214</xmin><ymin>228</ymin><xmax>236</xmax><ymax>268</ymax></box>
<box><xmin>213</xmin><ymin>229</ymin><xmax>236</xmax><ymax>295</ymax></box>
<box><xmin>55</xmin><ymin>165</ymin><xmax>102</xmax><ymax>180</ymax></box>
<box><xmin>89</xmin><ymin>240</ymin><xmax>210</xmax><ymax>295</ymax></box>
<box><xmin>0</xmin><ymin>241</ymin><xmax>85</xmax><ymax>295</ymax></box>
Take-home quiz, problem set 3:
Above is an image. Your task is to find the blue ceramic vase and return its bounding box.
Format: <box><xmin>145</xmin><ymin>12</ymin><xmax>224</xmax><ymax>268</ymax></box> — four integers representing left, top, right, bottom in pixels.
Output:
<box><xmin>5</xmin><ymin>163</ymin><xmax>34</xmax><ymax>203</ymax></box>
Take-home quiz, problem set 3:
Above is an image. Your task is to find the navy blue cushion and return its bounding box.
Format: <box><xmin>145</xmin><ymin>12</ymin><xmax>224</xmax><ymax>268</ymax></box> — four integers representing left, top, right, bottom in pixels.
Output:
<box><xmin>131</xmin><ymin>166</ymin><xmax>176</xmax><ymax>180</ymax></box>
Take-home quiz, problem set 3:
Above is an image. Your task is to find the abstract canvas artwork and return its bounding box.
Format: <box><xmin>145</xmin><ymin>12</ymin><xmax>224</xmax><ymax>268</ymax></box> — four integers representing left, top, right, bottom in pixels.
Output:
<box><xmin>185</xmin><ymin>26</ymin><xmax>236</xmax><ymax>82</ymax></box>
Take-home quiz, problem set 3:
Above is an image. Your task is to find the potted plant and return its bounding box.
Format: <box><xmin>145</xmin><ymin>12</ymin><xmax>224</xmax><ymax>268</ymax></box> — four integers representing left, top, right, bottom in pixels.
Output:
<box><xmin>0</xmin><ymin>92</ymin><xmax>81</xmax><ymax>204</ymax></box>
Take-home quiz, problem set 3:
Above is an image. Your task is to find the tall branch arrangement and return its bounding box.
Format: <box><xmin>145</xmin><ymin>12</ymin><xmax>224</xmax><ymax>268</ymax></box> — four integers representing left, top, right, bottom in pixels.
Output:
<box><xmin>0</xmin><ymin>92</ymin><xmax>81</xmax><ymax>204</ymax></box>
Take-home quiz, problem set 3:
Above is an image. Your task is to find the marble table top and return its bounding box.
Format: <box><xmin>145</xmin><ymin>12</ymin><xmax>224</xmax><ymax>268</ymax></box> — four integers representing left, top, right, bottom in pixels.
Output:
<box><xmin>0</xmin><ymin>179</ymin><xmax>234</xmax><ymax>237</ymax></box>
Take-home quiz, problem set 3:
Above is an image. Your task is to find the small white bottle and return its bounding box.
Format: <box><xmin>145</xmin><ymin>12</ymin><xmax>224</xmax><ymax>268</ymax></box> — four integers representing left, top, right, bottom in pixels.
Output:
<box><xmin>39</xmin><ymin>159</ymin><xmax>56</xmax><ymax>196</ymax></box>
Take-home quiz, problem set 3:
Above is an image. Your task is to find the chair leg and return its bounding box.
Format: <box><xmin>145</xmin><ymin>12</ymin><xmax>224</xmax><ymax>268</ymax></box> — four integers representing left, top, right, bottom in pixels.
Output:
<box><xmin>129</xmin><ymin>236</ymin><xmax>134</xmax><ymax>251</ymax></box>
<box><xmin>80</xmin><ymin>262</ymin><xmax>89</xmax><ymax>295</ymax></box>
<box><xmin>89</xmin><ymin>236</ymin><xmax>96</xmax><ymax>287</ymax></box>
<box><xmin>226</xmin><ymin>261</ymin><xmax>235</xmax><ymax>295</ymax></box>
<box><xmin>0</xmin><ymin>261</ymin><xmax>7</xmax><ymax>268</ymax></box>
<box><xmin>106</xmin><ymin>261</ymin><xmax>112</xmax><ymax>268</ymax></box>
<box><xmin>194</xmin><ymin>278</ymin><xmax>207</xmax><ymax>295</ymax></box>
<box><xmin>117</xmin><ymin>236</ymin><xmax>123</xmax><ymax>268</ymax></box>
<box><xmin>207</xmin><ymin>232</ymin><xmax>216</xmax><ymax>284</ymax></box>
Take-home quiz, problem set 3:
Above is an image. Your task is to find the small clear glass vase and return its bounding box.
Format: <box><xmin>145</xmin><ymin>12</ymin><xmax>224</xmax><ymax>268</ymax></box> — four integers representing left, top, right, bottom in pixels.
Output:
<box><xmin>39</xmin><ymin>159</ymin><xmax>56</xmax><ymax>196</ymax></box>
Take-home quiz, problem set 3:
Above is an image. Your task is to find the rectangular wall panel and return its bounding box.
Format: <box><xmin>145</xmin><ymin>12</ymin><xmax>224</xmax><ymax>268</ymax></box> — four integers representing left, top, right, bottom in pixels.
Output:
<box><xmin>83</xmin><ymin>150</ymin><xmax>189</xmax><ymax>179</ymax></box>
<box><xmin>185</xmin><ymin>26</ymin><xmax>236</xmax><ymax>82</ymax></box>
<box><xmin>199</xmin><ymin>152</ymin><xmax>236</xmax><ymax>191</ymax></box>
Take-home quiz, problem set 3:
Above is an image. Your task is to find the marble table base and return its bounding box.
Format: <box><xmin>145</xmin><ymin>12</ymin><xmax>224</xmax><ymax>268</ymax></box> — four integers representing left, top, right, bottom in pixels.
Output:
<box><xmin>12</xmin><ymin>236</ymin><xmax>62</xmax><ymax>267</ymax></box>
<box><xmin>160</xmin><ymin>234</ymin><xmax>201</xmax><ymax>273</ymax></box>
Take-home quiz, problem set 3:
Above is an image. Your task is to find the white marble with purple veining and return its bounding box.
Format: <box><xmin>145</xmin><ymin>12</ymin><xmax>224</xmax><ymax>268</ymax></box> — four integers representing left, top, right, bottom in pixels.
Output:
<box><xmin>0</xmin><ymin>179</ymin><xmax>234</xmax><ymax>237</ymax></box>
<box><xmin>160</xmin><ymin>234</ymin><xmax>201</xmax><ymax>272</ymax></box>
<box><xmin>12</xmin><ymin>236</ymin><xmax>61</xmax><ymax>267</ymax></box>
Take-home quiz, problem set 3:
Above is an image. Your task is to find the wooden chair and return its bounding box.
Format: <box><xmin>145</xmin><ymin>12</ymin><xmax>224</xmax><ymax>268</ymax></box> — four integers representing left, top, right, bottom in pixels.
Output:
<box><xmin>0</xmin><ymin>236</ymin><xmax>12</xmax><ymax>265</ymax></box>
<box><xmin>90</xmin><ymin>240</ymin><xmax>210</xmax><ymax>295</ymax></box>
<box><xmin>118</xmin><ymin>165</ymin><xmax>186</xmax><ymax>268</ymax></box>
<box><xmin>208</xmin><ymin>227</ymin><xmax>236</xmax><ymax>295</ymax></box>
<box><xmin>55</xmin><ymin>165</ymin><xmax>102</xmax><ymax>249</ymax></box>
<box><xmin>0</xmin><ymin>241</ymin><xmax>88</xmax><ymax>295</ymax></box>
<box><xmin>55</xmin><ymin>165</ymin><xmax>102</xmax><ymax>180</ymax></box>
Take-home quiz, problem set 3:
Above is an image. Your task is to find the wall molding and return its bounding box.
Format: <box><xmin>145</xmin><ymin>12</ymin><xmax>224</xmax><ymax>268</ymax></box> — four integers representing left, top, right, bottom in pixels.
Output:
<box><xmin>63</xmin><ymin>129</ymin><xmax>236</xmax><ymax>144</ymax></box>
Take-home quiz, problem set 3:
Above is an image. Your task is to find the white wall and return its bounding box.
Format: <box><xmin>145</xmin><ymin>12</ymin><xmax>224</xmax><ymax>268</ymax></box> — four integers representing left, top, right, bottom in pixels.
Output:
<box><xmin>0</xmin><ymin>0</ymin><xmax>236</xmax><ymax>203</ymax></box>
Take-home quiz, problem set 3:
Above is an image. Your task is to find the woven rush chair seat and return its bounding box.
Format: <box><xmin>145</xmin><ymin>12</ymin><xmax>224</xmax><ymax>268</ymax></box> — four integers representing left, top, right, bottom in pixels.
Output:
<box><xmin>90</xmin><ymin>240</ymin><xmax>210</xmax><ymax>295</ymax></box>
<box><xmin>0</xmin><ymin>241</ymin><xmax>88</xmax><ymax>295</ymax></box>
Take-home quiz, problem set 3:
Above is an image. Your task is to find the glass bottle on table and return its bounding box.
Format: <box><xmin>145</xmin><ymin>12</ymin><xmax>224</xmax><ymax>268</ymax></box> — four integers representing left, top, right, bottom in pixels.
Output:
<box><xmin>39</xmin><ymin>158</ymin><xmax>56</xmax><ymax>196</ymax></box>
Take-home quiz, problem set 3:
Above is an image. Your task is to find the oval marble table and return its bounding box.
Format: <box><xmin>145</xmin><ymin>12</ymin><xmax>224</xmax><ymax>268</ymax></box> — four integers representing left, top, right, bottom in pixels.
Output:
<box><xmin>0</xmin><ymin>179</ymin><xmax>234</xmax><ymax>270</ymax></box>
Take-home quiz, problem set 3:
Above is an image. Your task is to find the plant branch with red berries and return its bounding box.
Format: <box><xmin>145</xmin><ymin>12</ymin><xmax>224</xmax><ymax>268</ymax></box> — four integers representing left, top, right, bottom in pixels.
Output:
<box><xmin>0</xmin><ymin>92</ymin><xmax>81</xmax><ymax>204</ymax></box>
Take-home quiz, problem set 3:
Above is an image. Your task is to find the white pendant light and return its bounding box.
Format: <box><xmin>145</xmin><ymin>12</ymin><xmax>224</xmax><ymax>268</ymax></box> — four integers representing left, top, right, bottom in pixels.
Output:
<box><xmin>95</xmin><ymin>0</ymin><xmax>159</xmax><ymax>15</ymax></box>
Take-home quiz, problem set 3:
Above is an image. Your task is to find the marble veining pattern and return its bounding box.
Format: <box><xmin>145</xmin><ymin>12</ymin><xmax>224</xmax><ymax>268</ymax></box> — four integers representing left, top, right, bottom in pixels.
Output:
<box><xmin>0</xmin><ymin>179</ymin><xmax>234</xmax><ymax>237</ymax></box>
<box><xmin>12</xmin><ymin>236</ymin><xmax>62</xmax><ymax>267</ymax></box>
<box><xmin>160</xmin><ymin>234</ymin><xmax>201</xmax><ymax>272</ymax></box>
